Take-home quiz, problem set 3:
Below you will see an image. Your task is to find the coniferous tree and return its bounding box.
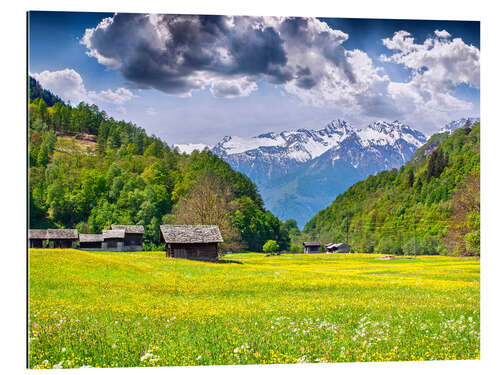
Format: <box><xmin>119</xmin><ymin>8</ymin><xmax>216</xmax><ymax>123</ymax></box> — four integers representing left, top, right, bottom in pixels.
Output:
<box><xmin>408</xmin><ymin>169</ymin><xmax>415</xmax><ymax>188</ymax></box>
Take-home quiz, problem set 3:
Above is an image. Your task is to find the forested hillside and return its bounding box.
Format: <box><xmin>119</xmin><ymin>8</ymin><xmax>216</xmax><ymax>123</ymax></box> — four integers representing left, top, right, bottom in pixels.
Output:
<box><xmin>28</xmin><ymin>77</ymin><xmax>290</xmax><ymax>251</ymax></box>
<box><xmin>303</xmin><ymin>122</ymin><xmax>480</xmax><ymax>256</ymax></box>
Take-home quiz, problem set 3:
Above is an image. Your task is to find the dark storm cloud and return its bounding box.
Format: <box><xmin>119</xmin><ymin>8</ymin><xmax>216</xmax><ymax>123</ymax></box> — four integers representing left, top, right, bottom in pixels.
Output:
<box><xmin>82</xmin><ymin>14</ymin><xmax>358</xmax><ymax>97</ymax></box>
<box><xmin>295</xmin><ymin>65</ymin><xmax>317</xmax><ymax>89</ymax></box>
<box><xmin>82</xmin><ymin>14</ymin><xmax>294</xmax><ymax>96</ymax></box>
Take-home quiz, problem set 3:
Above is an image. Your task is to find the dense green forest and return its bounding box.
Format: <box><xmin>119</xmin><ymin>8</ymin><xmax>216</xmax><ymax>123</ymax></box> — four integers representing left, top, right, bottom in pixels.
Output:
<box><xmin>303</xmin><ymin>121</ymin><xmax>480</xmax><ymax>256</ymax></box>
<box><xmin>28</xmin><ymin>77</ymin><xmax>291</xmax><ymax>251</ymax></box>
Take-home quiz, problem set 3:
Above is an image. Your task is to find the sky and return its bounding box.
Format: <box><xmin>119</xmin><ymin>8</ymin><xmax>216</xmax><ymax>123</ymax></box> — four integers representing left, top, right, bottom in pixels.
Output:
<box><xmin>28</xmin><ymin>11</ymin><xmax>480</xmax><ymax>145</ymax></box>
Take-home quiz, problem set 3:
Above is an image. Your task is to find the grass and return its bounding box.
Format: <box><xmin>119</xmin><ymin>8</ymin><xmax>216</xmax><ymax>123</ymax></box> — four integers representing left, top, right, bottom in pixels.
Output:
<box><xmin>28</xmin><ymin>250</ymin><xmax>480</xmax><ymax>368</ymax></box>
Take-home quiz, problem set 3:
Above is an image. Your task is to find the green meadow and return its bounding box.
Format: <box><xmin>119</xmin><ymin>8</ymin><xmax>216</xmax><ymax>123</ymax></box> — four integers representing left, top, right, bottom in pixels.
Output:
<box><xmin>28</xmin><ymin>249</ymin><xmax>480</xmax><ymax>368</ymax></box>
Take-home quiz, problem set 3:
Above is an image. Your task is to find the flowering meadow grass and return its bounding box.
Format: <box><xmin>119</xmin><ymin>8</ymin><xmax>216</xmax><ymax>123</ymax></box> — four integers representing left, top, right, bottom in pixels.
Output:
<box><xmin>28</xmin><ymin>250</ymin><xmax>479</xmax><ymax>368</ymax></box>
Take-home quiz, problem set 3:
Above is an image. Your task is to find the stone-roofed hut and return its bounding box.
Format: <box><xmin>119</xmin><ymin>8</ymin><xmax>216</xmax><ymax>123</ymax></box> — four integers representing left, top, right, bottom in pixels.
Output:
<box><xmin>102</xmin><ymin>229</ymin><xmax>125</xmax><ymax>251</ymax></box>
<box><xmin>110</xmin><ymin>225</ymin><xmax>144</xmax><ymax>251</ymax></box>
<box><xmin>303</xmin><ymin>241</ymin><xmax>321</xmax><ymax>254</ymax></box>
<box><xmin>79</xmin><ymin>234</ymin><xmax>103</xmax><ymax>250</ymax></box>
<box><xmin>326</xmin><ymin>242</ymin><xmax>350</xmax><ymax>253</ymax></box>
<box><xmin>29</xmin><ymin>229</ymin><xmax>78</xmax><ymax>248</ymax></box>
<box><xmin>160</xmin><ymin>225</ymin><xmax>224</xmax><ymax>261</ymax></box>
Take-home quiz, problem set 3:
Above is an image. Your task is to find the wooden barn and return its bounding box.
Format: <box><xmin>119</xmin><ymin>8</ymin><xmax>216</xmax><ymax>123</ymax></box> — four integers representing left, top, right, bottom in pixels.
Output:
<box><xmin>160</xmin><ymin>225</ymin><xmax>224</xmax><ymax>261</ymax></box>
<box><xmin>102</xmin><ymin>229</ymin><xmax>125</xmax><ymax>251</ymax></box>
<box><xmin>326</xmin><ymin>242</ymin><xmax>350</xmax><ymax>253</ymax></box>
<box><xmin>111</xmin><ymin>225</ymin><xmax>144</xmax><ymax>251</ymax></box>
<box><xmin>29</xmin><ymin>229</ymin><xmax>78</xmax><ymax>248</ymax></box>
<box><xmin>79</xmin><ymin>234</ymin><xmax>103</xmax><ymax>250</ymax></box>
<box><xmin>303</xmin><ymin>241</ymin><xmax>321</xmax><ymax>254</ymax></box>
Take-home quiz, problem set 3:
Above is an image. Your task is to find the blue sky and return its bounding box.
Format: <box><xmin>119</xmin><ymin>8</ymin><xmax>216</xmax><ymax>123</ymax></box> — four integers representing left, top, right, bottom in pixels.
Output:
<box><xmin>28</xmin><ymin>12</ymin><xmax>480</xmax><ymax>145</ymax></box>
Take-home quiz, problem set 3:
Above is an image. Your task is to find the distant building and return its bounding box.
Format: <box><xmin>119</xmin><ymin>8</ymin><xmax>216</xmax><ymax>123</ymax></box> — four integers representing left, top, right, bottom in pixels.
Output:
<box><xmin>303</xmin><ymin>241</ymin><xmax>321</xmax><ymax>254</ymax></box>
<box><xmin>102</xmin><ymin>229</ymin><xmax>125</xmax><ymax>251</ymax></box>
<box><xmin>79</xmin><ymin>234</ymin><xmax>103</xmax><ymax>250</ymax></box>
<box><xmin>29</xmin><ymin>229</ymin><xmax>78</xmax><ymax>248</ymax></box>
<box><xmin>111</xmin><ymin>225</ymin><xmax>144</xmax><ymax>251</ymax></box>
<box><xmin>160</xmin><ymin>225</ymin><xmax>224</xmax><ymax>261</ymax></box>
<box><xmin>326</xmin><ymin>242</ymin><xmax>350</xmax><ymax>253</ymax></box>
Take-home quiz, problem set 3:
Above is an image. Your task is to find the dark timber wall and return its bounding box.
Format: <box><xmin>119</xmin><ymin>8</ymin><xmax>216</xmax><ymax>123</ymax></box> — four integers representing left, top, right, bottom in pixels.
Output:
<box><xmin>50</xmin><ymin>239</ymin><xmax>75</xmax><ymax>248</ymax></box>
<box><xmin>304</xmin><ymin>245</ymin><xmax>321</xmax><ymax>254</ymax></box>
<box><xmin>124</xmin><ymin>233</ymin><xmax>142</xmax><ymax>246</ymax></box>
<box><xmin>30</xmin><ymin>239</ymin><xmax>44</xmax><ymax>248</ymax></box>
<box><xmin>166</xmin><ymin>243</ymin><xmax>219</xmax><ymax>260</ymax></box>
<box><xmin>80</xmin><ymin>242</ymin><xmax>102</xmax><ymax>249</ymax></box>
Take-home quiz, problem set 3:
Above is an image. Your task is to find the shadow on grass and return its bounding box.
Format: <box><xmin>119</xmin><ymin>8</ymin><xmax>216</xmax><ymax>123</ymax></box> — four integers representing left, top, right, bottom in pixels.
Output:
<box><xmin>177</xmin><ymin>258</ymin><xmax>244</xmax><ymax>265</ymax></box>
<box><xmin>216</xmin><ymin>259</ymin><xmax>243</xmax><ymax>265</ymax></box>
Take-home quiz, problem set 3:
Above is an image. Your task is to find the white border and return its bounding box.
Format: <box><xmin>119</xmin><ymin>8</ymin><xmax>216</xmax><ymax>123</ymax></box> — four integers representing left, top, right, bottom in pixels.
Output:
<box><xmin>2</xmin><ymin>1</ymin><xmax>499</xmax><ymax>374</ymax></box>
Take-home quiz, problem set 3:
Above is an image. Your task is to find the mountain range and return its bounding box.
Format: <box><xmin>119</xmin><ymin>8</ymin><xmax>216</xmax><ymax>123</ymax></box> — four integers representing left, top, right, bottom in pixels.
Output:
<box><xmin>174</xmin><ymin>117</ymin><xmax>479</xmax><ymax>227</ymax></box>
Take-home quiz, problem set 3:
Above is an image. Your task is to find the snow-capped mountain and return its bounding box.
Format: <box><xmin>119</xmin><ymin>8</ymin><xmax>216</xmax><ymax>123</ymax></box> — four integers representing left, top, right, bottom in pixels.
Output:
<box><xmin>439</xmin><ymin>117</ymin><xmax>480</xmax><ymax>133</ymax></box>
<box><xmin>213</xmin><ymin>119</ymin><xmax>354</xmax><ymax>162</ymax></box>
<box><xmin>210</xmin><ymin>119</ymin><xmax>427</xmax><ymax>227</ymax></box>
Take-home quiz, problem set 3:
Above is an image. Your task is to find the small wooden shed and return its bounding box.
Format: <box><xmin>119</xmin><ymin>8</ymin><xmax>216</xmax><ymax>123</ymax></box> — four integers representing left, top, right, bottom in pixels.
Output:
<box><xmin>29</xmin><ymin>229</ymin><xmax>78</xmax><ymax>248</ymax></box>
<box><xmin>102</xmin><ymin>229</ymin><xmax>125</xmax><ymax>251</ymax></box>
<box><xmin>79</xmin><ymin>234</ymin><xmax>103</xmax><ymax>250</ymax></box>
<box><xmin>110</xmin><ymin>225</ymin><xmax>144</xmax><ymax>251</ymax></box>
<box><xmin>160</xmin><ymin>225</ymin><xmax>224</xmax><ymax>261</ymax></box>
<box><xmin>326</xmin><ymin>242</ymin><xmax>350</xmax><ymax>253</ymax></box>
<box><xmin>29</xmin><ymin>230</ymin><xmax>47</xmax><ymax>248</ymax></box>
<box><xmin>303</xmin><ymin>241</ymin><xmax>321</xmax><ymax>254</ymax></box>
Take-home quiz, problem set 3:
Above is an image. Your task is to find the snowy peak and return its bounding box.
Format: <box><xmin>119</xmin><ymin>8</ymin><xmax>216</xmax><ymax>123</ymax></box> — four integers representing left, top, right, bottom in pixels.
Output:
<box><xmin>323</xmin><ymin>119</ymin><xmax>355</xmax><ymax>135</ymax></box>
<box><xmin>212</xmin><ymin>119</ymin><xmax>356</xmax><ymax>162</ymax></box>
<box><xmin>440</xmin><ymin>117</ymin><xmax>480</xmax><ymax>133</ymax></box>
<box><xmin>212</xmin><ymin>134</ymin><xmax>286</xmax><ymax>156</ymax></box>
<box><xmin>357</xmin><ymin>120</ymin><xmax>427</xmax><ymax>148</ymax></box>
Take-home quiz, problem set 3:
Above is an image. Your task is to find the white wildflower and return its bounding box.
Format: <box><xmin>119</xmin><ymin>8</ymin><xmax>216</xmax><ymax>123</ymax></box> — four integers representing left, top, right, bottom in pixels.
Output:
<box><xmin>296</xmin><ymin>355</ymin><xmax>307</xmax><ymax>363</ymax></box>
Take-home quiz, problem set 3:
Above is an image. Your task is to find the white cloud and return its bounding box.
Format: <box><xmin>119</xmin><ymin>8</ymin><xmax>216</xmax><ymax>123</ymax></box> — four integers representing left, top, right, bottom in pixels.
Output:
<box><xmin>377</xmin><ymin>29</ymin><xmax>479</xmax><ymax>131</ymax></box>
<box><xmin>32</xmin><ymin>69</ymin><xmax>87</xmax><ymax>106</ymax></box>
<box><xmin>89</xmin><ymin>87</ymin><xmax>136</xmax><ymax>105</ymax></box>
<box><xmin>32</xmin><ymin>68</ymin><xmax>136</xmax><ymax>107</ymax></box>
<box><xmin>434</xmin><ymin>29</ymin><xmax>451</xmax><ymax>38</ymax></box>
<box><xmin>210</xmin><ymin>77</ymin><xmax>258</xmax><ymax>98</ymax></box>
<box><xmin>381</xmin><ymin>30</ymin><xmax>480</xmax><ymax>91</ymax></box>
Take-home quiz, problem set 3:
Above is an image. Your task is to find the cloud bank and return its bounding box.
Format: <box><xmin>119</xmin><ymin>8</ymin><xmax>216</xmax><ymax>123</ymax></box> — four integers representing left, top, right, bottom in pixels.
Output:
<box><xmin>32</xmin><ymin>68</ymin><xmax>136</xmax><ymax>107</ymax></box>
<box><xmin>79</xmin><ymin>14</ymin><xmax>479</xmax><ymax>130</ymax></box>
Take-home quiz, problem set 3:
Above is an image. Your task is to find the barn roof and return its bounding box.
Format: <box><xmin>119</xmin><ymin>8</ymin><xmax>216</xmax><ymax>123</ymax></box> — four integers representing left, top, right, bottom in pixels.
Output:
<box><xmin>160</xmin><ymin>225</ymin><xmax>224</xmax><ymax>243</ymax></box>
<box><xmin>79</xmin><ymin>234</ymin><xmax>103</xmax><ymax>242</ymax></box>
<box><xmin>102</xmin><ymin>229</ymin><xmax>126</xmax><ymax>239</ymax></box>
<box><xmin>303</xmin><ymin>241</ymin><xmax>321</xmax><ymax>247</ymax></box>
<box><xmin>29</xmin><ymin>229</ymin><xmax>78</xmax><ymax>239</ymax></box>
<box><xmin>326</xmin><ymin>242</ymin><xmax>347</xmax><ymax>248</ymax></box>
<box><xmin>111</xmin><ymin>225</ymin><xmax>144</xmax><ymax>234</ymax></box>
